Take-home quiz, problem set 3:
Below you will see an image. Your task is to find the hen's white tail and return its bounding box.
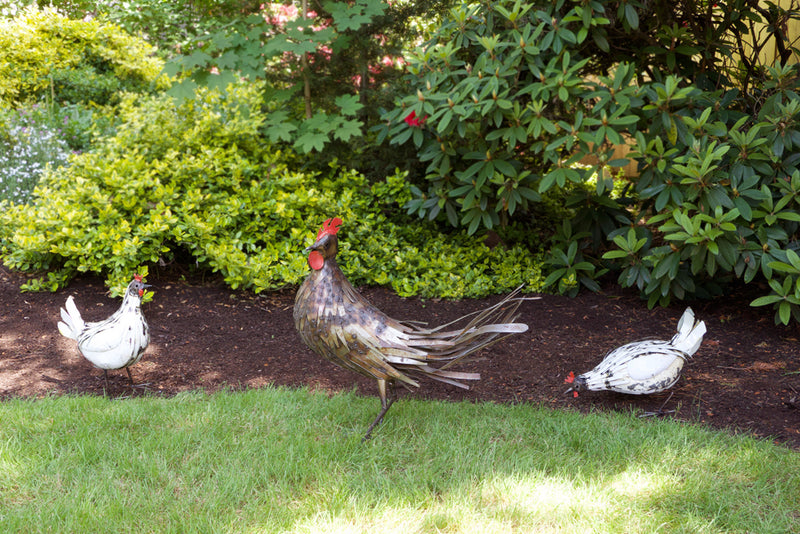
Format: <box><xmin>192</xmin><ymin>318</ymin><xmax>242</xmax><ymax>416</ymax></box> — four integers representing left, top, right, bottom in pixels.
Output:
<box><xmin>57</xmin><ymin>296</ymin><xmax>85</xmax><ymax>340</ymax></box>
<box><xmin>671</xmin><ymin>307</ymin><xmax>706</xmax><ymax>356</ymax></box>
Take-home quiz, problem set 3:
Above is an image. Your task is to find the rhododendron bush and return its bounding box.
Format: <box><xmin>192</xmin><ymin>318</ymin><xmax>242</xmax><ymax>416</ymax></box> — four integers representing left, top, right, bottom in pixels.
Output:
<box><xmin>377</xmin><ymin>0</ymin><xmax>800</xmax><ymax>326</ymax></box>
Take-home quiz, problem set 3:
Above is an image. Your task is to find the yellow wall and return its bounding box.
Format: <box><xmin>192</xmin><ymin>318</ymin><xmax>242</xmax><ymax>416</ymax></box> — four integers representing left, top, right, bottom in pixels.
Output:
<box><xmin>742</xmin><ymin>0</ymin><xmax>800</xmax><ymax>65</ymax></box>
<box><xmin>583</xmin><ymin>3</ymin><xmax>800</xmax><ymax>178</ymax></box>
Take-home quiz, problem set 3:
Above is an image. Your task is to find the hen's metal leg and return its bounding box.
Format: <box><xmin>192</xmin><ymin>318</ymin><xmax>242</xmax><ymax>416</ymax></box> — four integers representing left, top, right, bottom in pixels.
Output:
<box><xmin>638</xmin><ymin>392</ymin><xmax>676</xmax><ymax>418</ymax></box>
<box><xmin>127</xmin><ymin>367</ymin><xmax>151</xmax><ymax>389</ymax></box>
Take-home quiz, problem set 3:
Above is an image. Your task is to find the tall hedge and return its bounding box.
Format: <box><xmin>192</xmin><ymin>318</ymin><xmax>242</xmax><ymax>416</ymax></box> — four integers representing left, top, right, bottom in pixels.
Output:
<box><xmin>0</xmin><ymin>6</ymin><xmax>168</xmax><ymax>107</ymax></box>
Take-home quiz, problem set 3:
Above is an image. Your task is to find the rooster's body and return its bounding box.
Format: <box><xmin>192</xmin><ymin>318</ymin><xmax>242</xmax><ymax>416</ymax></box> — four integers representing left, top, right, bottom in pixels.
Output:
<box><xmin>58</xmin><ymin>275</ymin><xmax>150</xmax><ymax>389</ymax></box>
<box><xmin>293</xmin><ymin>217</ymin><xmax>530</xmax><ymax>439</ymax></box>
<box><xmin>566</xmin><ymin>307</ymin><xmax>706</xmax><ymax>396</ymax></box>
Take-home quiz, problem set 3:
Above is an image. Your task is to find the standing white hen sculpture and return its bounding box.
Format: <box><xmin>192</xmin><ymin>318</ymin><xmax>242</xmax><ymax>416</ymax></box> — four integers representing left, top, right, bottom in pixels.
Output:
<box><xmin>565</xmin><ymin>307</ymin><xmax>706</xmax><ymax>396</ymax></box>
<box><xmin>58</xmin><ymin>275</ymin><xmax>151</xmax><ymax>390</ymax></box>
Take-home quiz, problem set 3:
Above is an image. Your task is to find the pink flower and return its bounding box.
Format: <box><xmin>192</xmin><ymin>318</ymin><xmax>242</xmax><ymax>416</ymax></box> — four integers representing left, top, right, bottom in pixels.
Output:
<box><xmin>317</xmin><ymin>44</ymin><xmax>332</xmax><ymax>60</ymax></box>
<box><xmin>263</xmin><ymin>3</ymin><xmax>307</xmax><ymax>27</ymax></box>
<box><xmin>404</xmin><ymin>111</ymin><xmax>427</xmax><ymax>127</ymax></box>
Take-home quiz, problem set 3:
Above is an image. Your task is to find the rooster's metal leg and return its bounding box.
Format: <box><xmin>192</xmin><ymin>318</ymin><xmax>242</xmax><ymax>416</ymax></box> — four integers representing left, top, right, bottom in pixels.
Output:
<box><xmin>126</xmin><ymin>367</ymin><xmax>134</xmax><ymax>386</ymax></box>
<box><xmin>362</xmin><ymin>379</ymin><xmax>395</xmax><ymax>442</ymax></box>
<box><xmin>103</xmin><ymin>370</ymin><xmax>110</xmax><ymax>394</ymax></box>
<box><xmin>362</xmin><ymin>398</ymin><xmax>394</xmax><ymax>442</ymax></box>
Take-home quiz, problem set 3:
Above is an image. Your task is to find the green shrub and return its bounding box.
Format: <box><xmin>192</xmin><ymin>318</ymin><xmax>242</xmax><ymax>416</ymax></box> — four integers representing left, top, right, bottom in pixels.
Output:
<box><xmin>4</xmin><ymin>0</ymin><xmax>272</xmax><ymax>55</ymax></box>
<box><xmin>540</xmin><ymin>65</ymin><xmax>800</xmax><ymax>323</ymax></box>
<box><xmin>377</xmin><ymin>0</ymin><xmax>638</xmax><ymax>234</ymax></box>
<box><xmin>614</xmin><ymin>66</ymin><xmax>800</xmax><ymax>322</ymax></box>
<box><xmin>0</xmin><ymin>83</ymin><xmax>543</xmax><ymax>297</ymax></box>
<box><xmin>376</xmin><ymin>0</ymin><xmax>800</xmax><ymax>323</ymax></box>
<box><xmin>0</xmin><ymin>6</ymin><xmax>168</xmax><ymax>107</ymax></box>
<box><xmin>162</xmin><ymin>0</ymin><xmax>444</xmax><ymax>184</ymax></box>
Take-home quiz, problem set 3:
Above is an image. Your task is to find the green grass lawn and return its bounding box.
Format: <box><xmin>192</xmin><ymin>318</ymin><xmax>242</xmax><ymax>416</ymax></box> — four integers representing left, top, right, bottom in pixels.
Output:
<box><xmin>0</xmin><ymin>387</ymin><xmax>797</xmax><ymax>533</ymax></box>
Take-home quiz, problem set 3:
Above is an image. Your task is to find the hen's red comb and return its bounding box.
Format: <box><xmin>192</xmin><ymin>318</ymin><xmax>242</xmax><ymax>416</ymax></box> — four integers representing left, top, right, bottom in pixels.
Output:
<box><xmin>564</xmin><ymin>371</ymin><xmax>575</xmax><ymax>384</ymax></box>
<box><xmin>134</xmin><ymin>274</ymin><xmax>143</xmax><ymax>282</ymax></box>
<box><xmin>316</xmin><ymin>217</ymin><xmax>343</xmax><ymax>240</ymax></box>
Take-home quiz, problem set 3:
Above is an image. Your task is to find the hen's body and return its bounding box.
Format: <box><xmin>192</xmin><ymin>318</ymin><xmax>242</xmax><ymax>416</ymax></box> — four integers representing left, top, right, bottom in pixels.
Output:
<box><xmin>58</xmin><ymin>276</ymin><xmax>150</xmax><ymax>389</ymax></box>
<box><xmin>293</xmin><ymin>217</ymin><xmax>529</xmax><ymax>438</ymax></box>
<box><xmin>567</xmin><ymin>307</ymin><xmax>706</xmax><ymax>395</ymax></box>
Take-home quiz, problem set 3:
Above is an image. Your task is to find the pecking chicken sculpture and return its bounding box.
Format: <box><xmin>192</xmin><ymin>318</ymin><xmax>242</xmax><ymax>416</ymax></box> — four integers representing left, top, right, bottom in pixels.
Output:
<box><xmin>58</xmin><ymin>275</ymin><xmax>151</xmax><ymax>390</ymax></box>
<box><xmin>293</xmin><ymin>217</ymin><xmax>530</xmax><ymax>440</ymax></box>
<box><xmin>565</xmin><ymin>307</ymin><xmax>706</xmax><ymax>396</ymax></box>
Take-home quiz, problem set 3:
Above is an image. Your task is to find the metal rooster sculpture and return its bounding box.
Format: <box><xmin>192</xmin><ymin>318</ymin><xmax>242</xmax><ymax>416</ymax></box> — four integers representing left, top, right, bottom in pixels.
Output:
<box><xmin>293</xmin><ymin>217</ymin><xmax>530</xmax><ymax>440</ymax></box>
<box><xmin>58</xmin><ymin>275</ymin><xmax>151</xmax><ymax>391</ymax></box>
<box><xmin>565</xmin><ymin>307</ymin><xmax>706</xmax><ymax>396</ymax></box>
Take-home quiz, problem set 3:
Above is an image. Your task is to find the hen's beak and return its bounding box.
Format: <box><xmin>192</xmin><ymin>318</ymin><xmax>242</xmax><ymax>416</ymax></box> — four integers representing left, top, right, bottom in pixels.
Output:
<box><xmin>138</xmin><ymin>283</ymin><xmax>152</xmax><ymax>297</ymax></box>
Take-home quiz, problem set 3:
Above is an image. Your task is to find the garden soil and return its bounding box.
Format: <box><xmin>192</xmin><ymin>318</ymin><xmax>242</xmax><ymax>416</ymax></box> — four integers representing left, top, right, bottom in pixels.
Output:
<box><xmin>1</xmin><ymin>265</ymin><xmax>798</xmax><ymax>448</ymax></box>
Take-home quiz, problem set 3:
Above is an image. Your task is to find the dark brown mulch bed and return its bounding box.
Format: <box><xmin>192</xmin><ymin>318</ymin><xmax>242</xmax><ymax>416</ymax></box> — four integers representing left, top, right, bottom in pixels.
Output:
<box><xmin>1</xmin><ymin>265</ymin><xmax>798</xmax><ymax>448</ymax></box>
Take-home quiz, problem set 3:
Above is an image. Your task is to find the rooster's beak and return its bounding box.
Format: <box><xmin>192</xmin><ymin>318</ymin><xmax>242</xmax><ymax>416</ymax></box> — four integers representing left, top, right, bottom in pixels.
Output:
<box><xmin>304</xmin><ymin>240</ymin><xmax>321</xmax><ymax>254</ymax></box>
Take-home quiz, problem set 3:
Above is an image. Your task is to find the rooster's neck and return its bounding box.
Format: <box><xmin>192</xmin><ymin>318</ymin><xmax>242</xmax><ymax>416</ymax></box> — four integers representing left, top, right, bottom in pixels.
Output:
<box><xmin>303</xmin><ymin>256</ymin><xmax>356</xmax><ymax>301</ymax></box>
<box><xmin>312</xmin><ymin>257</ymin><xmax>345</xmax><ymax>284</ymax></box>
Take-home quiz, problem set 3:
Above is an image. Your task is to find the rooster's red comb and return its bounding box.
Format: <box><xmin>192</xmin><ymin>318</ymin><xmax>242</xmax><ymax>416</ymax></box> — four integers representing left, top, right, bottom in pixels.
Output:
<box><xmin>134</xmin><ymin>274</ymin><xmax>143</xmax><ymax>282</ymax></box>
<box><xmin>316</xmin><ymin>217</ymin><xmax>343</xmax><ymax>240</ymax></box>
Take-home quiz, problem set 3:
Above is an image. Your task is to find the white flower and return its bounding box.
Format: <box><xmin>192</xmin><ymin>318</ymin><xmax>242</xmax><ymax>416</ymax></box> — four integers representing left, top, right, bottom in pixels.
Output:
<box><xmin>0</xmin><ymin>121</ymin><xmax>72</xmax><ymax>204</ymax></box>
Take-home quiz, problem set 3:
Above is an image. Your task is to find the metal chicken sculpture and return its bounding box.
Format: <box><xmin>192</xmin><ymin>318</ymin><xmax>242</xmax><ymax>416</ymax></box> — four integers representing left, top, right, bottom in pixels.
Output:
<box><xmin>58</xmin><ymin>275</ymin><xmax>151</xmax><ymax>390</ymax></box>
<box><xmin>293</xmin><ymin>217</ymin><xmax>530</xmax><ymax>440</ymax></box>
<box><xmin>565</xmin><ymin>307</ymin><xmax>706</xmax><ymax>396</ymax></box>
